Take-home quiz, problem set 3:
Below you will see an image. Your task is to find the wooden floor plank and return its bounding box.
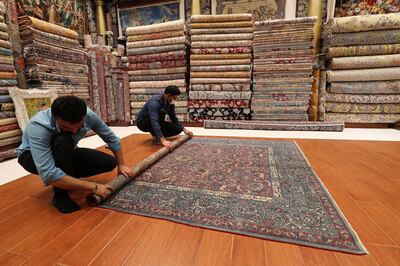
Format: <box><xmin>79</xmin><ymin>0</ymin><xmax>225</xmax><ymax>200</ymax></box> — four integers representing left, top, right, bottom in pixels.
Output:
<box><xmin>0</xmin><ymin>199</ymin><xmax>50</xmax><ymax>238</ymax></box>
<box><xmin>153</xmin><ymin>224</ymin><xmax>204</xmax><ymax>266</ymax></box>
<box><xmin>122</xmin><ymin>219</ymin><xmax>177</xmax><ymax>266</ymax></box>
<box><xmin>88</xmin><ymin>216</ymin><xmax>152</xmax><ymax>265</ymax></box>
<box><xmin>11</xmin><ymin>208</ymin><xmax>90</xmax><ymax>257</ymax></box>
<box><xmin>357</xmin><ymin>201</ymin><xmax>400</xmax><ymax>246</ymax></box>
<box><xmin>193</xmin><ymin>230</ymin><xmax>233</xmax><ymax>266</ymax></box>
<box><xmin>300</xmin><ymin>247</ymin><xmax>341</xmax><ymax>266</ymax></box>
<box><xmin>366</xmin><ymin>244</ymin><xmax>400</xmax><ymax>266</ymax></box>
<box><xmin>0</xmin><ymin>176</ymin><xmax>44</xmax><ymax>209</ymax></box>
<box><xmin>231</xmin><ymin>235</ymin><xmax>266</xmax><ymax>266</ymax></box>
<box><xmin>59</xmin><ymin>211</ymin><xmax>131</xmax><ymax>265</ymax></box>
<box><xmin>264</xmin><ymin>241</ymin><xmax>305</xmax><ymax>266</ymax></box>
<box><xmin>0</xmin><ymin>252</ymin><xmax>28</xmax><ymax>266</ymax></box>
<box><xmin>0</xmin><ymin>204</ymin><xmax>60</xmax><ymax>255</ymax></box>
<box><xmin>22</xmin><ymin>209</ymin><xmax>111</xmax><ymax>266</ymax></box>
<box><xmin>334</xmin><ymin>250</ymin><xmax>379</xmax><ymax>266</ymax></box>
<box><xmin>0</xmin><ymin>198</ymin><xmax>32</xmax><ymax>222</ymax></box>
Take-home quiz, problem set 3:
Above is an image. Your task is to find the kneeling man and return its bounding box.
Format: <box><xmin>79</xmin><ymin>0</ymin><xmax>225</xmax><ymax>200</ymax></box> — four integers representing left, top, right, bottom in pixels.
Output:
<box><xmin>136</xmin><ymin>85</ymin><xmax>193</xmax><ymax>149</ymax></box>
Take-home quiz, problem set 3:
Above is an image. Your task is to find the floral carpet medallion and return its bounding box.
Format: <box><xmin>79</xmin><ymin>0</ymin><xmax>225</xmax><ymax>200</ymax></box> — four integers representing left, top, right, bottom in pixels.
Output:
<box><xmin>101</xmin><ymin>138</ymin><xmax>366</xmax><ymax>254</ymax></box>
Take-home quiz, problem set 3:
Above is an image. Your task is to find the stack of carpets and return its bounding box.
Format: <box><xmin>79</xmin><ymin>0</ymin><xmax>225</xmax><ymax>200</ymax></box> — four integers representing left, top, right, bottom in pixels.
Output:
<box><xmin>322</xmin><ymin>13</ymin><xmax>400</xmax><ymax>123</ymax></box>
<box><xmin>105</xmin><ymin>53</ymin><xmax>131</xmax><ymax>126</ymax></box>
<box><xmin>0</xmin><ymin>8</ymin><xmax>21</xmax><ymax>161</ymax></box>
<box><xmin>18</xmin><ymin>16</ymin><xmax>91</xmax><ymax>106</ymax></box>
<box><xmin>188</xmin><ymin>14</ymin><xmax>253</xmax><ymax>123</ymax></box>
<box><xmin>252</xmin><ymin>17</ymin><xmax>317</xmax><ymax>121</ymax></box>
<box><xmin>125</xmin><ymin>20</ymin><xmax>189</xmax><ymax>123</ymax></box>
<box><xmin>87</xmin><ymin>47</ymin><xmax>130</xmax><ymax>125</ymax></box>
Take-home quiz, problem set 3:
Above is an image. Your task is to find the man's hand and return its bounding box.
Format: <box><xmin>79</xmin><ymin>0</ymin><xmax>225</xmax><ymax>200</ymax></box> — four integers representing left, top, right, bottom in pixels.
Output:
<box><xmin>118</xmin><ymin>164</ymin><xmax>132</xmax><ymax>177</ymax></box>
<box><xmin>183</xmin><ymin>128</ymin><xmax>193</xmax><ymax>138</ymax></box>
<box><xmin>161</xmin><ymin>138</ymin><xmax>173</xmax><ymax>151</ymax></box>
<box><xmin>93</xmin><ymin>183</ymin><xmax>113</xmax><ymax>198</ymax></box>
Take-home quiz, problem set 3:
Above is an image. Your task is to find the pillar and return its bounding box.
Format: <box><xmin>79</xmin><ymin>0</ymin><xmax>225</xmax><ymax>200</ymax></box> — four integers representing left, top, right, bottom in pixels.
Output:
<box><xmin>192</xmin><ymin>0</ymin><xmax>201</xmax><ymax>15</ymax></box>
<box><xmin>307</xmin><ymin>0</ymin><xmax>323</xmax><ymax>121</ymax></box>
<box><xmin>95</xmin><ymin>0</ymin><xmax>107</xmax><ymax>34</ymax></box>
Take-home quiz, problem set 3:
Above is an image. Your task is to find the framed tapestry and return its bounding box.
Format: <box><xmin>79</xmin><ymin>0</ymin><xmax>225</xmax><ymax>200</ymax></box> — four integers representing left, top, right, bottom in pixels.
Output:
<box><xmin>8</xmin><ymin>88</ymin><xmax>58</xmax><ymax>131</ymax></box>
<box><xmin>117</xmin><ymin>1</ymin><xmax>184</xmax><ymax>36</ymax></box>
<box><xmin>214</xmin><ymin>0</ymin><xmax>285</xmax><ymax>20</ymax></box>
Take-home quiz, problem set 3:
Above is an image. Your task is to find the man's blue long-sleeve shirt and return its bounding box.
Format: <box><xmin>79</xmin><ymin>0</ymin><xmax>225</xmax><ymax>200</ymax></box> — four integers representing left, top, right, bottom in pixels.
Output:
<box><xmin>16</xmin><ymin>108</ymin><xmax>121</xmax><ymax>185</ymax></box>
<box><xmin>136</xmin><ymin>93</ymin><xmax>180</xmax><ymax>138</ymax></box>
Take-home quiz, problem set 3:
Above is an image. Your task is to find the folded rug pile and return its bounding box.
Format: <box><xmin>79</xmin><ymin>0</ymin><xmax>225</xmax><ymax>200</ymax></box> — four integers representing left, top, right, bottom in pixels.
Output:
<box><xmin>18</xmin><ymin>16</ymin><xmax>91</xmax><ymax>105</ymax></box>
<box><xmin>188</xmin><ymin>14</ymin><xmax>253</xmax><ymax>122</ymax></box>
<box><xmin>252</xmin><ymin>17</ymin><xmax>317</xmax><ymax>121</ymax></box>
<box><xmin>321</xmin><ymin>13</ymin><xmax>400</xmax><ymax>123</ymax></box>
<box><xmin>124</xmin><ymin>20</ymin><xmax>189</xmax><ymax>123</ymax></box>
<box><xmin>0</xmin><ymin>5</ymin><xmax>21</xmax><ymax>161</ymax></box>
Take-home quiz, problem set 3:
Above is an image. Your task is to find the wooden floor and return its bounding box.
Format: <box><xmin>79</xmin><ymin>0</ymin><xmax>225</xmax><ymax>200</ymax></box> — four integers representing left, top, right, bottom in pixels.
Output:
<box><xmin>0</xmin><ymin>134</ymin><xmax>399</xmax><ymax>266</ymax></box>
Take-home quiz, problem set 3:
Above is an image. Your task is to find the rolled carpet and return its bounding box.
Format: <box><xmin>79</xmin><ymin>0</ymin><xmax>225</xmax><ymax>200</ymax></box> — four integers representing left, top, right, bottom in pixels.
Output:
<box><xmin>327</xmin><ymin>44</ymin><xmax>400</xmax><ymax>58</ymax></box>
<box><xmin>330</xmin><ymin>54</ymin><xmax>400</xmax><ymax>70</ymax></box>
<box><xmin>326</xmin><ymin>93</ymin><xmax>400</xmax><ymax>104</ymax></box>
<box><xmin>191</xmin><ymin>83</ymin><xmax>251</xmax><ymax>91</ymax></box>
<box><xmin>190</xmin><ymin>78</ymin><xmax>251</xmax><ymax>84</ymax></box>
<box><xmin>191</xmin><ymin>65</ymin><xmax>250</xmax><ymax>72</ymax></box>
<box><xmin>87</xmin><ymin>135</ymin><xmax>191</xmax><ymax>205</ymax></box>
<box><xmin>204</xmin><ymin>120</ymin><xmax>344</xmax><ymax>131</ymax></box>
<box><xmin>188</xmin><ymin>99</ymin><xmax>250</xmax><ymax>108</ymax></box>
<box><xmin>327</xmin><ymin>68</ymin><xmax>400</xmax><ymax>82</ymax></box>
<box><xmin>328</xmin><ymin>81</ymin><xmax>400</xmax><ymax>94</ymax></box>
<box><xmin>325</xmin><ymin>113</ymin><xmax>400</xmax><ymax>123</ymax></box>
<box><xmin>190</xmin><ymin>72</ymin><xmax>251</xmax><ymax>78</ymax></box>
<box><xmin>190</xmin><ymin>14</ymin><xmax>252</xmax><ymax>23</ymax></box>
<box><xmin>127</xmin><ymin>44</ymin><xmax>186</xmax><ymax>56</ymax></box>
<box><xmin>129</xmin><ymin>80</ymin><xmax>185</xmax><ymax>88</ymax></box>
<box><xmin>191</xmin><ymin>47</ymin><xmax>251</xmax><ymax>54</ymax></box>
<box><xmin>190</xmin><ymin>27</ymin><xmax>253</xmax><ymax>35</ymax></box>
<box><xmin>18</xmin><ymin>16</ymin><xmax>78</xmax><ymax>39</ymax></box>
<box><xmin>0</xmin><ymin>30</ymin><xmax>6</xmax><ymax>40</ymax></box>
<box><xmin>129</xmin><ymin>73</ymin><xmax>186</xmax><ymax>82</ymax></box>
<box><xmin>191</xmin><ymin>21</ymin><xmax>253</xmax><ymax>29</ymax></box>
<box><xmin>127</xmin><ymin>30</ymin><xmax>184</xmax><ymax>42</ymax></box>
<box><xmin>325</xmin><ymin>102</ymin><xmax>400</xmax><ymax>113</ymax></box>
<box><xmin>189</xmin><ymin>91</ymin><xmax>251</xmax><ymax>100</ymax></box>
<box><xmin>191</xmin><ymin>33</ymin><xmax>253</xmax><ymax>42</ymax></box>
<box><xmin>0</xmin><ymin>39</ymin><xmax>11</xmax><ymax>49</ymax></box>
<box><xmin>190</xmin><ymin>59</ymin><xmax>251</xmax><ymax>66</ymax></box>
<box><xmin>126</xmin><ymin>20</ymin><xmax>186</xmax><ymax>36</ymax></box>
<box><xmin>191</xmin><ymin>40</ymin><xmax>252</xmax><ymax>48</ymax></box>
<box><xmin>0</xmin><ymin>117</ymin><xmax>17</xmax><ymax>126</ymax></box>
<box><xmin>126</xmin><ymin>36</ymin><xmax>188</xmax><ymax>49</ymax></box>
<box><xmin>190</xmin><ymin>53</ymin><xmax>252</xmax><ymax>60</ymax></box>
<box><xmin>126</xmin><ymin>50</ymin><xmax>186</xmax><ymax>63</ymax></box>
<box><xmin>329</xmin><ymin>13</ymin><xmax>400</xmax><ymax>33</ymax></box>
<box><xmin>326</xmin><ymin>29</ymin><xmax>400</xmax><ymax>47</ymax></box>
<box><xmin>128</xmin><ymin>67</ymin><xmax>187</xmax><ymax>76</ymax></box>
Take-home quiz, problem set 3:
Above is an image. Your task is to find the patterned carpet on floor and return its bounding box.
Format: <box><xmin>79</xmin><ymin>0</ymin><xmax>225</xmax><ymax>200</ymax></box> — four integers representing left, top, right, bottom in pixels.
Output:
<box><xmin>101</xmin><ymin>137</ymin><xmax>366</xmax><ymax>254</ymax></box>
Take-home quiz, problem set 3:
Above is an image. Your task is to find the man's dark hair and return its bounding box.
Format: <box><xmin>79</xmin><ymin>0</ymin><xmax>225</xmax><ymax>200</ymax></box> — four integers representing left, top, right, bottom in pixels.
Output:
<box><xmin>164</xmin><ymin>85</ymin><xmax>181</xmax><ymax>96</ymax></box>
<box><xmin>51</xmin><ymin>96</ymin><xmax>87</xmax><ymax>123</ymax></box>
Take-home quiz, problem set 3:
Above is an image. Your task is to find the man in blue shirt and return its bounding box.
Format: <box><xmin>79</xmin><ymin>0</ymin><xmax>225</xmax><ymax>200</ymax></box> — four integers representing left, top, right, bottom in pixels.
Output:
<box><xmin>136</xmin><ymin>85</ymin><xmax>193</xmax><ymax>149</ymax></box>
<box><xmin>17</xmin><ymin>96</ymin><xmax>132</xmax><ymax>213</ymax></box>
